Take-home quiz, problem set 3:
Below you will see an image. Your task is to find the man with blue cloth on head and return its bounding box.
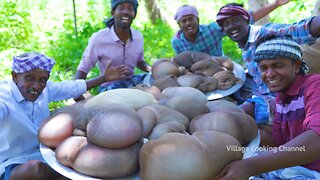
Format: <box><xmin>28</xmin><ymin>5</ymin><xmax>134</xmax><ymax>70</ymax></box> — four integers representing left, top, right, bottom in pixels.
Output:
<box><xmin>74</xmin><ymin>0</ymin><xmax>151</xmax><ymax>102</ymax></box>
<box><xmin>214</xmin><ymin>36</ymin><xmax>320</xmax><ymax>180</ymax></box>
<box><xmin>0</xmin><ymin>52</ymin><xmax>129</xmax><ymax>180</ymax></box>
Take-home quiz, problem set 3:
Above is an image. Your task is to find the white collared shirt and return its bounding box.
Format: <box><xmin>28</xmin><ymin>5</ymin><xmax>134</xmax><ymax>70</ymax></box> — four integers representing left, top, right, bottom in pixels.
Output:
<box><xmin>0</xmin><ymin>79</ymin><xmax>86</xmax><ymax>175</ymax></box>
<box><xmin>247</xmin><ymin>25</ymin><xmax>262</xmax><ymax>45</ymax></box>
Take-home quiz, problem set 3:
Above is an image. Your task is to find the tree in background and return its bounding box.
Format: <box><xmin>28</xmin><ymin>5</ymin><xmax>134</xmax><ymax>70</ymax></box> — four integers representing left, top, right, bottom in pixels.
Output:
<box><xmin>248</xmin><ymin>0</ymin><xmax>269</xmax><ymax>25</ymax></box>
<box><xmin>0</xmin><ymin>1</ymin><xmax>33</xmax><ymax>79</ymax></box>
<box><xmin>313</xmin><ymin>0</ymin><xmax>320</xmax><ymax>16</ymax></box>
<box><xmin>0</xmin><ymin>1</ymin><xmax>33</xmax><ymax>51</ymax></box>
<box><xmin>143</xmin><ymin>0</ymin><xmax>163</xmax><ymax>24</ymax></box>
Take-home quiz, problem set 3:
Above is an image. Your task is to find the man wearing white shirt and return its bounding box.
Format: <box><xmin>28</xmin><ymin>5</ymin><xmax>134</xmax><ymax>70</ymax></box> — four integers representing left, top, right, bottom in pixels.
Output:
<box><xmin>0</xmin><ymin>52</ymin><xmax>128</xmax><ymax>180</ymax></box>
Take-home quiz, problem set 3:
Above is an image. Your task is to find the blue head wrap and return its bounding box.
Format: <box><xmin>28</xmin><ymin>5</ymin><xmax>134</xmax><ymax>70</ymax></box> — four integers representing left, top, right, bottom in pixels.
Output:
<box><xmin>105</xmin><ymin>0</ymin><xmax>139</xmax><ymax>28</ymax></box>
<box><xmin>254</xmin><ymin>36</ymin><xmax>308</xmax><ymax>74</ymax></box>
<box><xmin>12</xmin><ymin>52</ymin><xmax>55</xmax><ymax>73</ymax></box>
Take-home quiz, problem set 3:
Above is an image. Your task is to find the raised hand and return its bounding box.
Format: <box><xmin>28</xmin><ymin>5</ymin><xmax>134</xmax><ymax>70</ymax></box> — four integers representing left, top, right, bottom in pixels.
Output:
<box><xmin>275</xmin><ymin>0</ymin><xmax>290</xmax><ymax>6</ymax></box>
<box><xmin>103</xmin><ymin>61</ymin><xmax>133</xmax><ymax>82</ymax></box>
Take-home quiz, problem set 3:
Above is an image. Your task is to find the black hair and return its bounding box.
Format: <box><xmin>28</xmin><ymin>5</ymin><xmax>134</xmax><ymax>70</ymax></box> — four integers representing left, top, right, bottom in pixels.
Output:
<box><xmin>225</xmin><ymin>3</ymin><xmax>244</xmax><ymax>7</ymax></box>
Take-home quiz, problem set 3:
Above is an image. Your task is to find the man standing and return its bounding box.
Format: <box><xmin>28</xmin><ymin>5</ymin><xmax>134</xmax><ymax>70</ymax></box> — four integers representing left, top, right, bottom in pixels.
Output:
<box><xmin>75</xmin><ymin>0</ymin><xmax>151</xmax><ymax>101</ymax></box>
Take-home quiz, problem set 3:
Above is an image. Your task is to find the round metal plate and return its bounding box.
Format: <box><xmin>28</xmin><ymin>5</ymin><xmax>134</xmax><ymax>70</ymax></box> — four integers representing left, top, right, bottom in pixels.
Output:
<box><xmin>143</xmin><ymin>61</ymin><xmax>246</xmax><ymax>100</ymax></box>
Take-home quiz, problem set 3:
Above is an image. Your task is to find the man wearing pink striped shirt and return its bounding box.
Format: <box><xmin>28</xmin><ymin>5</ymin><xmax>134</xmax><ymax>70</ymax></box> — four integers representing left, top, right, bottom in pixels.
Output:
<box><xmin>74</xmin><ymin>0</ymin><xmax>151</xmax><ymax>101</ymax></box>
<box><xmin>215</xmin><ymin>36</ymin><xmax>320</xmax><ymax>180</ymax></box>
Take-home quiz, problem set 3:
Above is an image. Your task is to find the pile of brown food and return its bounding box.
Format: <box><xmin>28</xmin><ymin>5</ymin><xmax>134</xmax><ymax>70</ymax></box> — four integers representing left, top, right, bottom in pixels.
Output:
<box><xmin>151</xmin><ymin>51</ymin><xmax>241</xmax><ymax>92</ymax></box>
<box><xmin>39</xmin><ymin>87</ymin><xmax>258</xmax><ymax>179</ymax></box>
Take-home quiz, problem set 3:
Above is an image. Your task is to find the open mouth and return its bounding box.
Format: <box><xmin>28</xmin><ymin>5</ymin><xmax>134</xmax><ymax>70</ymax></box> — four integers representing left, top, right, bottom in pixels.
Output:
<box><xmin>268</xmin><ymin>80</ymin><xmax>280</xmax><ymax>84</ymax></box>
<box><xmin>266</xmin><ymin>79</ymin><xmax>281</xmax><ymax>88</ymax></box>
<box><xmin>28</xmin><ymin>88</ymin><xmax>39</xmax><ymax>96</ymax></box>
<box><xmin>184</xmin><ymin>26</ymin><xmax>195</xmax><ymax>34</ymax></box>
<box><xmin>229</xmin><ymin>29</ymin><xmax>240</xmax><ymax>38</ymax></box>
<box><xmin>121</xmin><ymin>17</ymin><xmax>130</xmax><ymax>23</ymax></box>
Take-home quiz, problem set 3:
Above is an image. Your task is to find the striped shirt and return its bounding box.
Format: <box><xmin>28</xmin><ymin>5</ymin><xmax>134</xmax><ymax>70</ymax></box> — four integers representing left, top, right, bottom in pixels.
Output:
<box><xmin>171</xmin><ymin>11</ymin><xmax>255</xmax><ymax>56</ymax></box>
<box><xmin>171</xmin><ymin>22</ymin><xmax>225</xmax><ymax>56</ymax></box>
<box><xmin>243</xmin><ymin>17</ymin><xmax>318</xmax><ymax>95</ymax></box>
<box><xmin>273</xmin><ymin>74</ymin><xmax>320</xmax><ymax>171</ymax></box>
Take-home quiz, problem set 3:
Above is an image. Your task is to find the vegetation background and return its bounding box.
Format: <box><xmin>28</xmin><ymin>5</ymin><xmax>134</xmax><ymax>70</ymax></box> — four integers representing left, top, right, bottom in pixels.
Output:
<box><xmin>0</xmin><ymin>0</ymin><xmax>316</xmax><ymax>110</ymax></box>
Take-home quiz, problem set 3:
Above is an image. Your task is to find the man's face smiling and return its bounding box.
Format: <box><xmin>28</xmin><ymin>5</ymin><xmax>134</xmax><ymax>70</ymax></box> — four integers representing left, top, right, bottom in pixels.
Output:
<box><xmin>113</xmin><ymin>3</ymin><xmax>136</xmax><ymax>29</ymax></box>
<box><xmin>178</xmin><ymin>14</ymin><xmax>199</xmax><ymax>41</ymax></box>
<box><xmin>258</xmin><ymin>58</ymin><xmax>301</xmax><ymax>93</ymax></box>
<box><xmin>12</xmin><ymin>68</ymin><xmax>49</xmax><ymax>102</ymax></box>
<box><xmin>221</xmin><ymin>16</ymin><xmax>250</xmax><ymax>47</ymax></box>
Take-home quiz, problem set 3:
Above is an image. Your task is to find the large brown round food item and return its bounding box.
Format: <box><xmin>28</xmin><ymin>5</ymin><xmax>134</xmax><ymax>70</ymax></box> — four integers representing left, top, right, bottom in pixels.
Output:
<box><xmin>151</xmin><ymin>58</ymin><xmax>180</xmax><ymax>79</ymax></box>
<box><xmin>75</xmin><ymin>103</ymin><xmax>138</xmax><ymax>131</ymax></box>
<box><xmin>137</xmin><ymin>104</ymin><xmax>189</xmax><ymax>139</ymax></box>
<box><xmin>132</xmin><ymin>85</ymin><xmax>166</xmax><ymax>101</ymax></box>
<box><xmin>176</xmin><ymin>74</ymin><xmax>218</xmax><ymax>93</ymax></box>
<box><xmin>38</xmin><ymin>112</ymin><xmax>75</xmax><ymax>148</ymax></box>
<box><xmin>86</xmin><ymin>111</ymin><xmax>142</xmax><ymax>149</ymax></box>
<box><xmin>190</xmin><ymin>59</ymin><xmax>223</xmax><ymax>76</ymax></box>
<box><xmin>190</xmin><ymin>111</ymin><xmax>258</xmax><ymax>145</ymax></box>
<box><xmin>212</xmin><ymin>56</ymin><xmax>234</xmax><ymax>71</ymax></box>
<box><xmin>38</xmin><ymin>102</ymin><xmax>85</xmax><ymax>148</ymax></box>
<box><xmin>84</xmin><ymin>88</ymin><xmax>158</xmax><ymax>110</ymax></box>
<box><xmin>173</xmin><ymin>51</ymin><xmax>212</xmax><ymax>70</ymax></box>
<box><xmin>136</xmin><ymin>106</ymin><xmax>157</xmax><ymax>138</ymax></box>
<box><xmin>75</xmin><ymin>103</ymin><xmax>142</xmax><ymax>149</ymax></box>
<box><xmin>207</xmin><ymin>99</ymin><xmax>244</xmax><ymax>113</ymax></box>
<box><xmin>161</xmin><ymin>96</ymin><xmax>209</xmax><ymax>120</ymax></box>
<box><xmin>73</xmin><ymin>142</ymin><xmax>142</xmax><ymax>178</ymax></box>
<box><xmin>162</xmin><ymin>86</ymin><xmax>208</xmax><ymax>103</ymax></box>
<box><xmin>176</xmin><ymin>74</ymin><xmax>203</xmax><ymax>88</ymax></box>
<box><xmin>213</xmin><ymin>70</ymin><xmax>241</xmax><ymax>90</ymax></box>
<box><xmin>147</xmin><ymin>120</ymin><xmax>186</xmax><ymax>140</ymax></box>
<box><xmin>197</xmin><ymin>76</ymin><xmax>219</xmax><ymax>92</ymax></box>
<box><xmin>152</xmin><ymin>75</ymin><xmax>180</xmax><ymax>91</ymax></box>
<box><xmin>57</xmin><ymin>136</ymin><xmax>142</xmax><ymax>179</ymax></box>
<box><xmin>55</xmin><ymin>136</ymin><xmax>87</xmax><ymax>168</ymax></box>
<box><xmin>139</xmin><ymin>131</ymin><xmax>243</xmax><ymax>180</ymax></box>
